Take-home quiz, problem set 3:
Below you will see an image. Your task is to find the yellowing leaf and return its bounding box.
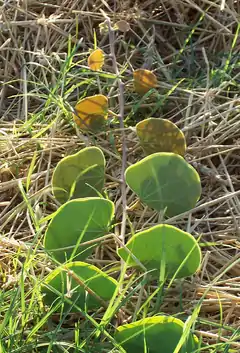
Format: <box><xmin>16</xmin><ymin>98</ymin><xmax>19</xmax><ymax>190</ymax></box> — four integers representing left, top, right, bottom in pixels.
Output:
<box><xmin>99</xmin><ymin>22</ymin><xmax>109</xmax><ymax>35</ymax></box>
<box><xmin>88</xmin><ymin>48</ymin><xmax>104</xmax><ymax>71</ymax></box>
<box><xmin>73</xmin><ymin>94</ymin><xmax>108</xmax><ymax>131</ymax></box>
<box><xmin>136</xmin><ymin>118</ymin><xmax>186</xmax><ymax>156</ymax></box>
<box><xmin>133</xmin><ymin>69</ymin><xmax>157</xmax><ymax>95</ymax></box>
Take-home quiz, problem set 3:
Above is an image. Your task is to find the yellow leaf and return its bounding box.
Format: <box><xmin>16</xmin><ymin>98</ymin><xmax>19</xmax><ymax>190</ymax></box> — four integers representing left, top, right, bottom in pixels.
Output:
<box><xmin>136</xmin><ymin>118</ymin><xmax>186</xmax><ymax>156</ymax></box>
<box><xmin>133</xmin><ymin>69</ymin><xmax>157</xmax><ymax>95</ymax></box>
<box><xmin>73</xmin><ymin>94</ymin><xmax>108</xmax><ymax>131</ymax></box>
<box><xmin>88</xmin><ymin>48</ymin><xmax>104</xmax><ymax>71</ymax></box>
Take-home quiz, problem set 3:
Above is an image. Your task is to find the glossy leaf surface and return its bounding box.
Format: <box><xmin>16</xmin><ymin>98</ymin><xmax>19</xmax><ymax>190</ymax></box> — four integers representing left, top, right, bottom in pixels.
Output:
<box><xmin>136</xmin><ymin>118</ymin><xmax>186</xmax><ymax>156</ymax></box>
<box><xmin>44</xmin><ymin>198</ymin><xmax>114</xmax><ymax>262</ymax></box>
<box><xmin>42</xmin><ymin>261</ymin><xmax>117</xmax><ymax>311</ymax></box>
<box><xmin>118</xmin><ymin>224</ymin><xmax>201</xmax><ymax>279</ymax></box>
<box><xmin>52</xmin><ymin>147</ymin><xmax>105</xmax><ymax>204</ymax></box>
<box><xmin>115</xmin><ymin>316</ymin><xmax>199</xmax><ymax>353</ymax></box>
<box><xmin>125</xmin><ymin>152</ymin><xmax>201</xmax><ymax>217</ymax></box>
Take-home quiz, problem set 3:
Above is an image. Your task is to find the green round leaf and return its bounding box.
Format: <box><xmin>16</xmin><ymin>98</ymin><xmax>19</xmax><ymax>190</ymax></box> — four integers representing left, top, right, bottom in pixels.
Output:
<box><xmin>115</xmin><ymin>316</ymin><xmax>199</xmax><ymax>353</ymax></box>
<box><xmin>42</xmin><ymin>261</ymin><xmax>117</xmax><ymax>312</ymax></box>
<box><xmin>125</xmin><ymin>152</ymin><xmax>201</xmax><ymax>217</ymax></box>
<box><xmin>136</xmin><ymin>118</ymin><xmax>186</xmax><ymax>156</ymax></box>
<box><xmin>44</xmin><ymin>197</ymin><xmax>114</xmax><ymax>262</ymax></box>
<box><xmin>52</xmin><ymin>146</ymin><xmax>105</xmax><ymax>204</ymax></box>
<box><xmin>118</xmin><ymin>224</ymin><xmax>201</xmax><ymax>279</ymax></box>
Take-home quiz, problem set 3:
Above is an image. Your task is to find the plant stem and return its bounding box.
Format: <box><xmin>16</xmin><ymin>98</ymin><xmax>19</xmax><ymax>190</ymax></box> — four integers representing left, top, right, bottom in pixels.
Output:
<box><xmin>103</xmin><ymin>13</ymin><xmax>127</xmax><ymax>245</ymax></box>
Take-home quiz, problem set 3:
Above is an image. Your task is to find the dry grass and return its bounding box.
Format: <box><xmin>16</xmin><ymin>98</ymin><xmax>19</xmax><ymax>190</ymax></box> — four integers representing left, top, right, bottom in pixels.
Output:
<box><xmin>0</xmin><ymin>0</ymin><xmax>240</xmax><ymax>351</ymax></box>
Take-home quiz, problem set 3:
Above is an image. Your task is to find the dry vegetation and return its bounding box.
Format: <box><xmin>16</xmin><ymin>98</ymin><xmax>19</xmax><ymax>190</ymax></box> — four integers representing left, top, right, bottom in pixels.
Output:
<box><xmin>0</xmin><ymin>0</ymin><xmax>240</xmax><ymax>351</ymax></box>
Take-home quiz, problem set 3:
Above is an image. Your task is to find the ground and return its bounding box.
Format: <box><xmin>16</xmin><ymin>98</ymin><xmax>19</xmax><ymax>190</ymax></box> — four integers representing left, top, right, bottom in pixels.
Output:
<box><xmin>0</xmin><ymin>1</ymin><xmax>240</xmax><ymax>352</ymax></box>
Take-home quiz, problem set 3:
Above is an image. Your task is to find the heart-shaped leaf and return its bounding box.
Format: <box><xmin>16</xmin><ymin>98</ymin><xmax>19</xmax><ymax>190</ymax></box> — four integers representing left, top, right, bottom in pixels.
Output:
<box><xmin>133</xmin><ymin>69</ymin><xmax>157</xmax><ymax>95</ymax></box>
<box><xmin>136</xmin><ymin>118</ymin><xmax>186</xmax><ymax>156</ymax></box>
<box><xmin>42</xmin><ymin>261</ymin><xmax>117</xmax><ymax>312</ymax></box>
<box><xmin>115</xmin><ymin>316</ymin><xmax>199</xmax><ymax>353</ymax></box>
<box><xmin>73</xmin><ymin>94</ymin><xmax>108</xmax><ymax>131</ymax></box>
<box><xmin>52</xmin><ymin>146</ymin><xmax>105</xmax><ymax>204</ymax></box>
<box><xmin>125</xmin><ymin>152</ymin><xmax>201</xmax><ymax>217</ymax></box>
<box><xmin>44</xmin><ymin>198</ymin><xmax>114</xmax><ymax>262</ymax></box>
<box><xmin>118</xmin><ymin>224</ymin><xmax>201</xmax><ymax>279</ymax></box>
<box><xmin>88</xmin><ymin>48</ymin><xmax>104</xmax><ymax>71</ymax></box>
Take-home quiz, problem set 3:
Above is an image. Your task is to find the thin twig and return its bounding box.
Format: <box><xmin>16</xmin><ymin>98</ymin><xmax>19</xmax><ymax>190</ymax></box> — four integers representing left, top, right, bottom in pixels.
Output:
<box><xmin>102</xmin><ymin>12</ymin><xmax>127</xmax><ymax>245</ymax></box>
